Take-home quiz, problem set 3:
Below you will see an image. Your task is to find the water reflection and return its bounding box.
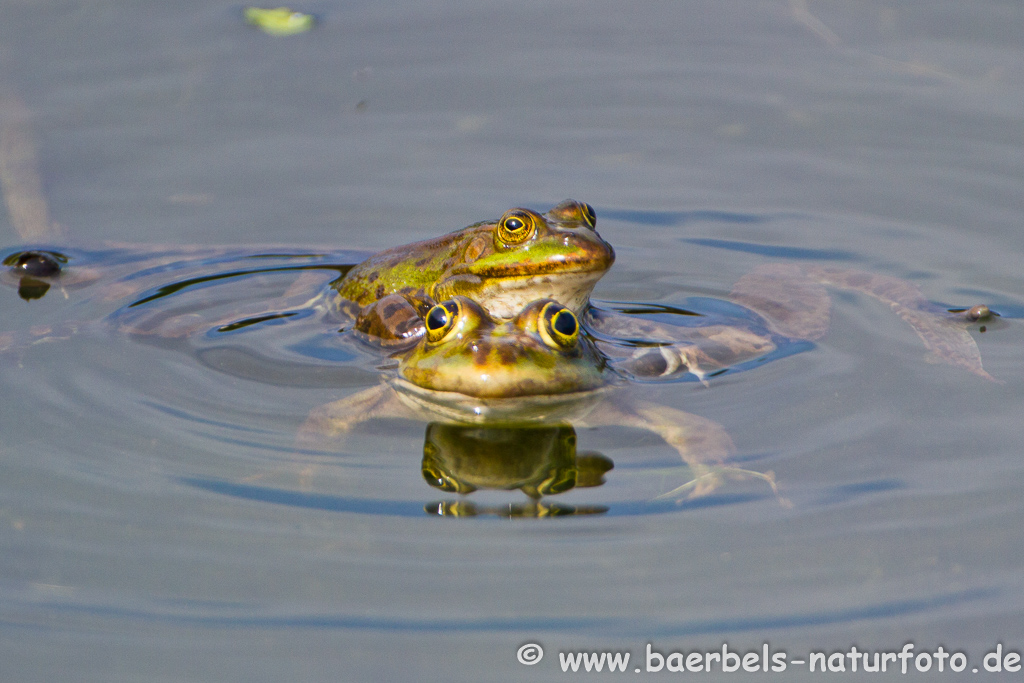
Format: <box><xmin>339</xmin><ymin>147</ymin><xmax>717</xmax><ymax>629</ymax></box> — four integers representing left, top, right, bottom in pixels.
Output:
<box><xmin>426</xmin><ymin>499</ymin><xmax>610</xmax><ymax>518</ymax></box>
<box><xmin>421</xmin><ymin>422</ymin><xmax>613</xmax><ymax>517</ymax></box>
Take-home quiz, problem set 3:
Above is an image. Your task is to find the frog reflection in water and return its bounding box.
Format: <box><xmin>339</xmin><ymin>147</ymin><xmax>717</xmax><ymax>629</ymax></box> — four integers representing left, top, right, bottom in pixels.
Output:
<box><xmin>300</xmin><ymin>296</ymin><xmax>778</xmax><ymax>499</ymax></box>
<box><xmin>421</xmin><ymin>423</ymin><xmax>615</xmax><ymax>517</ymax></box>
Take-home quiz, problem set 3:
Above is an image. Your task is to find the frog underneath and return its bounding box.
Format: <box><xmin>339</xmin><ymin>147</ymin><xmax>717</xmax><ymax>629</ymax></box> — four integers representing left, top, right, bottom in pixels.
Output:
<box><xmin>300</xmin><ymin>296</ymin><xmax>770</xmax><ymax>499</ymax></box>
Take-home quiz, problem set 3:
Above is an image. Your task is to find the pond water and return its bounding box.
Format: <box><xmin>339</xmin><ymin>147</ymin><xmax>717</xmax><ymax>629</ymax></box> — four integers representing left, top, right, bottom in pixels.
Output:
<box><xmin>2</xmin><ymin>1</ymin><xmax>1023</xmax><ymax>681</ymax></box>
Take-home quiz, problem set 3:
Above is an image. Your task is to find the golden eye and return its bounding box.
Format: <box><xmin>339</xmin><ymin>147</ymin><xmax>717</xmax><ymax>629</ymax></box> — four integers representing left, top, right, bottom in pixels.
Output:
<box><xmin>497</xmin><ymin>209</ymin><xmax>537</xmax><ymax>245</ymax></box>
<box><xmin>580</xmin><ymin>202</ymin><xmax>596</xmax><ymax>228</ymax></box>
<box><xmin>425</xmin><ymin>299</ymin><xmax>461</xmax><ymax>343</ymax></box>
<box><xmin>422</xmin><ymin>464</ymin><xmax>463</xmax><ymax>492</ymax></box>
<box><xmin>539</xmin><ymin>301</ymin><xmax>579</xmax><ymax>348</ymax></box>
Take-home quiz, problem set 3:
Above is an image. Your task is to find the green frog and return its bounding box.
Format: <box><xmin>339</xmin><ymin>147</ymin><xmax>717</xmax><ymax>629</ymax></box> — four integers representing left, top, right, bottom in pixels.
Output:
<box><xmin>331</xmin><ymin>200</ymin><xmax>615</xmax><ymax>345</ymax></box>
<box><xmin>300</xmin><ymin>296</ymin><xmax>777</xmax><ymax>500</ymax></box>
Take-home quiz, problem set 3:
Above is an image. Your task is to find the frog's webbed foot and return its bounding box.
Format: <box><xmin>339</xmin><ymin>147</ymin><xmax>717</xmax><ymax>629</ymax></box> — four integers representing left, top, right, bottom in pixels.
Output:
<box><xmin>608</xmin><ymin>344</ymin><xmax>707</xmax><ymax>382</ymax></box>
<box><xmin>0</xmin><ymin>321</ymin><xmax>88</xmax><ymax>362</ymax></box>
<box><xmin>587</xmin><ymin>308</ymin><xmax>777</xmax><ymax>382</ymax></box>
<box><xmin>582</xmin><ymin>399</ymin><xmax>786</xmax><ymax>501</ymax></box>
<box><xmin>896</xmin><ymin>306</ymin><xmax>995</xmax><ymax>381</ymax></box>
<box><xmin>733</xmin><ymin>264</ymin><xmax>996</xmax><ymax>380</ymax></box>
<box><xmin>296</xmin><ymin>383</ymin><xmax>405</xmax><ymax>446</ymax></box>
<box><xmin>803</xmin><ymin>265</ymin><xmax>996</xmax><ymax>381</ymax></box>
<box><xmin>580</xmin><ymin>399</ymin><xmax>779</xmax><ymax>501</ymax></box>
<box><xmin>655</xmin><ymin>466</ymin><xmax>791</xmax><ymax>507</ymax></box>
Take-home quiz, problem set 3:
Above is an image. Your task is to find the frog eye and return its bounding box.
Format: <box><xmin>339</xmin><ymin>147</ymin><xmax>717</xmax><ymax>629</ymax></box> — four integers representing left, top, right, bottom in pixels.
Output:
<box><xmin>581</xmin><ymin>203</ymin><xmax>597</xmax><ymax>228</ymax></box>
<box><xmin>422</xmin><ymin>463</ymin><xmax>475</xmax><ymax>493</ymax></box>
<box><xmin>497</xmin><ymin>209</ymin><xmax>538</xmax><ymax>245</ymax></box>
<box><xmin>424</xmin><ymin>300</ymin><xmax>461</xmax><ymax>343</ymax></box>
<box><xmin>537</xmin><ymin>467</ymin><xmax>578</xmax><ymax>496</ymax></box>
<box><xmin>539</xmin><ymin>302</ymin><xmax>579</xmax><ymax>348</ymax></box>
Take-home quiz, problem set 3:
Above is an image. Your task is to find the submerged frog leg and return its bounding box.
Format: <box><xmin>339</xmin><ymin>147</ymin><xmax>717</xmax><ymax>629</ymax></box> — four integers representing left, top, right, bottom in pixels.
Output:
<box><xmin>578</xmin><ymin>399</ymin><xmax>753</xmax><ymax>499</ymax></box>
<box><xmin>0</xmin><ymin>322</ymin><xmax>87</xmax><ymax>365</ymax></box>
<box><xmin>731</xmin><ymin>263</ymin><xmax>994</xmax><ymax>380</ymax></box>
<box><xmin>729</xmin><ymin>263</ymin><xmax>831</xmax><ymax>340</ymax></box>
<box><xmin>580</xmin><ymin>398</ymin><xmax>787</xmax><ymax>502</ymax></box>
<box><xmin>297</xmin><ymin>383</ymin><xmax>409</xmax><ymax>444</ymax></box>
<box><xmin>803</xmin><ymin>265</ymin><xmax>994</xmax><ymax>381</ymax></box>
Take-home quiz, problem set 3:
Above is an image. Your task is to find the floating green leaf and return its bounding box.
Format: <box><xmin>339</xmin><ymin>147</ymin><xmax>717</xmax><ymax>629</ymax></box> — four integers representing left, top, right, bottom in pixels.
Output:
<box><xmin>244</xmin><ymin>7</ymin><xmax>315</xmax><ymax>36</ymax></box>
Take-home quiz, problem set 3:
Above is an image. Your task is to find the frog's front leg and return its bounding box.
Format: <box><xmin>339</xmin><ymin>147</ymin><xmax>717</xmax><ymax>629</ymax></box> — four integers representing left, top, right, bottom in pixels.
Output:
<box><xmin>296</xmin><ymin>383</ymin><xmax>414</xmax><ymax>447</ymax></box>
<box><xmin>587</xmin><ymin>308</ymin><xmax>777</xmax><ymax>382</ymax></box>
<box><xmin>351</xmin><ymin>293</ymin><xmax>433</xmax><ymax>347</ymax></box>
<box><xmin>578</xmin><ymin>399</ymin><xmax>780</xmax><ymax>500</ymax></box>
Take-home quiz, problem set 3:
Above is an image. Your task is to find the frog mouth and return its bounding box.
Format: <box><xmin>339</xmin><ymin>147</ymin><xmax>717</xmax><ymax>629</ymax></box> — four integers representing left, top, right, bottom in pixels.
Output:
<box><xmin>463</xmin><ymin>245</ymin><xmax>615</xmax><ymax>279</ymax></box>
<box><xmin>439</xmin><ymin>270</ymin><xmax>606</xmax><ymax>319</ymax></box>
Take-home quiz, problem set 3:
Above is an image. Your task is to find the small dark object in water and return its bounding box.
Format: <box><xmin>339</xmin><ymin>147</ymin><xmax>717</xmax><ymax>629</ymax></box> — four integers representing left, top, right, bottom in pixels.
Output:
<box><xmin>965</xmin><ymin>304</ymin><xmax>991</xmax><ymax>321</ymax></box>
<box><xmin>948</xmin><ymin>303</ymin><xmax>995</xmax><ymax>322</ymax></box>
<box><xmin>3</xmin><ymin>251</ymin><xmax>68</xmax><ymax>300</ymax></box>
<box><xmin>7</xmin><ymin>250</ymin><xmax>62</xmax><ymax>277</ymax></box>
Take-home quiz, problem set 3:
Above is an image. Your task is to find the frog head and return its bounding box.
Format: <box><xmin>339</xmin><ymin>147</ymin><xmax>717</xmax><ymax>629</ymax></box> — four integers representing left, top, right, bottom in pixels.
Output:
<box><xmin>431</xmin><ymin>200</ymin><xmax>615</xmax><ymax>319</ymax></box>
<box><xmin>398</xmin><ymin>296</ymin><xmax>607</xmax><ymax>398</ymax></box>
